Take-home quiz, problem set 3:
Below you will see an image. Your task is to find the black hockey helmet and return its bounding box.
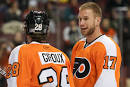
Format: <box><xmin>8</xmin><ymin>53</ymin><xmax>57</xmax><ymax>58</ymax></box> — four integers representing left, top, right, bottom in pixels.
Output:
<box><xmin>24</xmin><ymin>10</ymin><xmax>49</xmax><ymax>35</ymax></box>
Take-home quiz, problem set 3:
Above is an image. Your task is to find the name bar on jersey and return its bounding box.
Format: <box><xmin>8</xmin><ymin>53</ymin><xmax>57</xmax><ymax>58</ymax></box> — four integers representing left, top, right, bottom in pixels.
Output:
<box><xmin>38</xmin><ymin>52</ymin><xmax>66</xmax><ymax>65</ymax></box>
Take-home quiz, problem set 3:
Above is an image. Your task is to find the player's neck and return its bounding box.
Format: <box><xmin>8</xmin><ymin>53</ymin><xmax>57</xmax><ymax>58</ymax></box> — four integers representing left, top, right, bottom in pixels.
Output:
<box><xmin>86</xmin><ymin>27</ymin><xmax>102</xmax><ymax>44</ymax></box>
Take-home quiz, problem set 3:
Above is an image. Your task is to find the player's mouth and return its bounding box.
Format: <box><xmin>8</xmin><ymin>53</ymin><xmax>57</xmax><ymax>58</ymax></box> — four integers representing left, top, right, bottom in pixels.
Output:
<box><xmin>81</xmin><ymin>28</ymin><xmax>88</xmax><ymax>30</ymax></box>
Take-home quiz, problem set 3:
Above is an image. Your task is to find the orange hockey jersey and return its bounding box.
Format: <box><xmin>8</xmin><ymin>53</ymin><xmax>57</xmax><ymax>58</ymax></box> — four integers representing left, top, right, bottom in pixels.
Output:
<box><xmin>71</xmin><ymin>35</ymin><xmax>121</xmax><ymax>87</ymax></box>
<box><xmin>6</xmin><ymin>42</ymin><xmax>74</xmax><ymax>87</ymax></box>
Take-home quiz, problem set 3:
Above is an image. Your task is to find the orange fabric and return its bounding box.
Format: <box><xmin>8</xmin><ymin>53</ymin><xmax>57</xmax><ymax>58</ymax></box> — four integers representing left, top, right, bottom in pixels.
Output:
<box><xmin>11</xmin><ymin>44</ymin><xmax>74</xmax><ymax>87</ymax></box>
<box><xmin>71</xmin><ymin>37</ymin><xmax>121</xmax><ymax>87</ymax></box>
<box><xmin>71</xmin><ymin>41</ymin><xmax>106</xmax><ymax>87</ymax></box>
<box><xmin>110</xmin><ymin>37</ymin><xmax>122</xmax><ymax>87</ymax></box>
<box><xmin>115</xmin><ymin>44</ymin><xmax>121</xmax><ymax>87</ymax></box>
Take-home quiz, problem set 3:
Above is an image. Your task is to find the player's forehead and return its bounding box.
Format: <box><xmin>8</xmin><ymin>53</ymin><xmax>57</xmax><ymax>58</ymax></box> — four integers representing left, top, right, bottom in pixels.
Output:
<box><xmin>78</xmin><ymin>9</ymin><xmax>94</xmax><ymax>18</ymax></box>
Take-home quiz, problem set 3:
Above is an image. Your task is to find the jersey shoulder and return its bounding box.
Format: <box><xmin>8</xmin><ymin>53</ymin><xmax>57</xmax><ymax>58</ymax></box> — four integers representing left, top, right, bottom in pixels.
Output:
<box><xmin>73</xmin><ymin>38</ymin><xmax>86</xmax><ymax>48</ymax></box>
<box><xmin>92</xmin><ymin>35</ymin><xmax>119</xmax><ymax>56</ymax></box>
<box><xmin>9</xmin><ymin>44</ymin><xmax>25</xmax><ymax>64</ymax></box>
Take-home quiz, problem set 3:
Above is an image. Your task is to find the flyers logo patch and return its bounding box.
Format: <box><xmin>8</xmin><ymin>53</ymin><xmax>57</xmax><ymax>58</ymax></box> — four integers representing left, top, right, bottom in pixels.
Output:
<box><xmin>73</xmin><ymin>57</ymin><xmax>91</xmax><ymax>79</ymax></box>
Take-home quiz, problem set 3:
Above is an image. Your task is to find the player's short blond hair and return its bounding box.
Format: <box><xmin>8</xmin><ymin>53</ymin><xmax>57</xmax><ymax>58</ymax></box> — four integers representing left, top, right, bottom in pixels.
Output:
<box><xmin>79</xmin><ymin>2</ymin><xmax>102</xmax><ymax>17</ymax></box>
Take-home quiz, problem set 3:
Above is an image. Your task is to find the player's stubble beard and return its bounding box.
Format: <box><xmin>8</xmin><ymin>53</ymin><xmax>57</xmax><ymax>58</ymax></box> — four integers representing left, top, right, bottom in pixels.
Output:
<box><xmin>82</xmin><ymin>22</ymin><xmax>96</xmax><ymax>37</ymax></box>
<box><xmin>86</xmin><ymin>26</ymin><xmax>95</xmax><ymax>36</ymax></box>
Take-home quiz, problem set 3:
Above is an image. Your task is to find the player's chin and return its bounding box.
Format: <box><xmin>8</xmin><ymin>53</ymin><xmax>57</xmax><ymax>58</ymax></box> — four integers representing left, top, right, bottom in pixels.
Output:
<box><xmin>81</xmin><ymin>29</ymin><xmax>87</xmax><ymax>33</ymax></box>
<box><xmin>81</xmin><ymin>32</ymin><xmax>87</xmax><ymax>37</ymax></box>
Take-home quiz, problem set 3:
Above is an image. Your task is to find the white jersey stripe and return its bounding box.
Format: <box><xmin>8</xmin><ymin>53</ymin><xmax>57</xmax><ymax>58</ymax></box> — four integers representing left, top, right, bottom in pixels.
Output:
<box><xmin>7</xmin><ymin>44</ymin><xmax>23</xmax><ymax>87</ymax></box>
<box><xmin>94</xmin><ymin>35</ymin><xmax>117</xmax><ymax>87</ymax></box>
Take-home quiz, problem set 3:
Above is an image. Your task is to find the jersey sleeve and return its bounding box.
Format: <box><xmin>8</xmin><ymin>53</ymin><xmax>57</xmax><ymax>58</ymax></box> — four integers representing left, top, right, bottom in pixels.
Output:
<box><xmin>7</xmin><ymin>45</ymin><xmax>23</xmax><ymax>87</ymax></box>
<box><xmin>92</xmin><ymin>42</ymin><xmax>120</xmax><ymax>87</ymax></box>
<box><xmin>7</xmin><ymin>44</ymin><xmax>33</xmax><ymax>87</ymax></box>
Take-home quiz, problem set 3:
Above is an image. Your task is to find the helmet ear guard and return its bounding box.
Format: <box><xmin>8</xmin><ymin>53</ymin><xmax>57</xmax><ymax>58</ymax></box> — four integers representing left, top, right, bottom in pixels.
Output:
<box><xmin>24</xmin><ymin>10</ymin><xmax>49</xmax><ymax>35</ymax></box>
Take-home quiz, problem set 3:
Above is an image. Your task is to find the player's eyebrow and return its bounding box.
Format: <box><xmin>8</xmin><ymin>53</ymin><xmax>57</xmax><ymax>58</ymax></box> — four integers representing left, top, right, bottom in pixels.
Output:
<box><xmin>78</xmin><ymin>15</ymin><xmax>88</xmax><ymax>19</ymax></box>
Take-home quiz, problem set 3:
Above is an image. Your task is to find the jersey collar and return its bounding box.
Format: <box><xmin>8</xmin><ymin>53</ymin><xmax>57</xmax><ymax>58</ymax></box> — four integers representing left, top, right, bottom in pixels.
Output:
<box><xmin>30</xmin><ymin>41</ymin><xmax>50</xmax><ymax>45</ymax></box>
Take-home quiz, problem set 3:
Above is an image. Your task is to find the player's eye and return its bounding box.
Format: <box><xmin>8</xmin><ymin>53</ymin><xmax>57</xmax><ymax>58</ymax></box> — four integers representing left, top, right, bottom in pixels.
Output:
<box><xmin>84</xmin><ymin>17</ymin><xmax>88</xmax><ymax>21</ymax></box>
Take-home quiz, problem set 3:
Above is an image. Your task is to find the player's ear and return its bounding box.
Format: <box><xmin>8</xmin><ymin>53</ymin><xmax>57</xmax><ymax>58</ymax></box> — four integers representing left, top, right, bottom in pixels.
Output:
<box><xmin>95</xmin><ymin>17</ymin><xmax>101</xmax><ymax>26</ymax></box>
